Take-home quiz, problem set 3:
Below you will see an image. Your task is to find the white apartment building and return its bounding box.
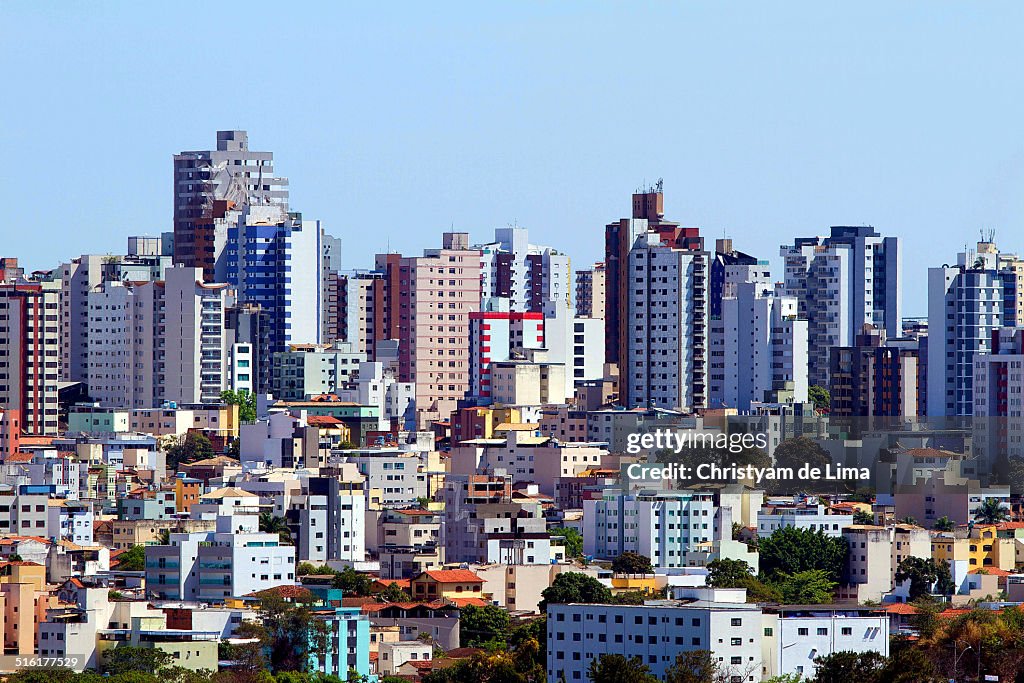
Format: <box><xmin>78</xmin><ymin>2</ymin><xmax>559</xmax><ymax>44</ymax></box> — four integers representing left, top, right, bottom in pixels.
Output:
<box><xmin>780</xmin><ymin>226</ymin><xmax>901</xmax><ymax>388</ymax></box>
<box><xmin>476</xmin><ymin>227</ymin><xmax>570</xmax><ymax>312</ymax></box>
<box><xmin>336</xmin><ymin>361</ymin><xmax>415</xmax><ymax>431</ymax></box>
<box><xmin>87</xmin><ymin>265</ymin><xmax>231</xmax><ymax>408</ymax></box>
<box><xmin>756</xmin><ymin>499</ymin><xmax>853</xmax><ymax>538</ymax></box>
<box><xmin>146</xmin><ymin>488</ymin><xmax>296</xmax><ymax>601</ymax></box>
<box><xmin>546</xmin><ymin>598</ymin><xmax>762</xmax><ymax>683</ymax></box>
<box><xmin>928</xmin><ymin>241</ymin><xmax>1017</xmax><ymax>416</ymax></box>
<box><xmin>710</xmin><ymin>281</ymin><xmax>808</xmax><ymax>411</ymax></box>
<box><xmin>626</xmin><ymin>232</ymin><xmax>709</xmax><ymax>411</ymax></box>
<box><xmin>583</xmin><ymin>489</ymin><xmax>719</xmax><ymax>568</ymax></box>
<box><xmin>761</xmin><ymin>606</ymin><xmax>889</xmax><ymax>680</ymax></box>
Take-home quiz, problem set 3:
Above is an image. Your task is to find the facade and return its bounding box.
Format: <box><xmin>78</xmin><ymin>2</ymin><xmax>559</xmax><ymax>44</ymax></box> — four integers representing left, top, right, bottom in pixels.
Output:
<box><xmin>780</xmin><ymin>226</ymin><xmax>901</xmax><ymax>388</ymax></box>
<box><xmin>271</xmin><ymin>343</ymin><xmax>367</xmax><ymax>401</ymax></box>
<box><xmin>574</xmin><ymin>262</ymin><xmax>605</xmax><ymax>319</ymax></box>
<box><xmin>625</xmin><ymin>230</ymin><xmax>709</xmax><ymax>411</ymax></box>
<box><xmin>221</xmin><ymin>204</ymin><xmax>324</xmax><ymax>353</ymax></box>
<box><xmin>87</xmin><ymin>266</ymin><xmax>231</xmax><ymax>408</ymax></box>
<box><xmin>468</xmin><ymin>305</ymin><xmax>545</xmax><ymax>399</ymax></box>
<box><xmin>173</xmin><ymin>130</ymin><xmax>289</xmax><ymax>280</ymax></box>
<box><xmin>829</xmin><ymin>326</ymin><xmax>921</xmax><ymax>417</ymax></box>
<box><xmin>0</xmin><ymin>281</ymin><xmax>62</xmax><ymax>435</ymax></box>
<box><xmin>710</xmin><ymin>281</ymin><xmax>808</xmax><ymax>411</ymax></box>
<box><xmin>546</xmin><ymin>599</ymin><xmax>763</xmax><ymax>683</ymax></box>
<box><xmin>395</xmin><ymin>233</ymin><xmax>483</xmax><ymax>427</ymax></box>
<box><xmin>974</xmin><ymin>326</ymin><xmax>1024</xmax><ymax>459</ymax></box>
<box><xmin>584</xmin><ymin>489</ymin><xmax>720</xmax><ymax>568</ymax></box>
<box><xmin>927</xmin><ymin>240</ymin><xmax>1017</xmax><ymax>416</ymax></box>
<box><xmin>476</xmin><ymin>227</ymin><xmax>570</xmax><ymax>312</ymax></box>
<box><xmin>709</xmin><ymin>238</ymin><xmax>765</xmax><ymax>320</ymax></box>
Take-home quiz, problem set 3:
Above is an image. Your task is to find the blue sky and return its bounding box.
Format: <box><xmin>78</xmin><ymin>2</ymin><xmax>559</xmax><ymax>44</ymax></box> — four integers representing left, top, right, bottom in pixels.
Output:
<box><xmin>3</xmin><ymin>2</ymin><xmax>1024</xmax><ymax>315</ymax></box>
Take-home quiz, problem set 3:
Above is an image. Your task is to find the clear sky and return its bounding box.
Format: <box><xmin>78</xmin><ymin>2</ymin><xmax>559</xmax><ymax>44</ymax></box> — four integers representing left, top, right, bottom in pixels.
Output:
<box><xmin>3</xmin><ymin>2</ymin><xmax>1024</xmax><ymax>315</ymax></box>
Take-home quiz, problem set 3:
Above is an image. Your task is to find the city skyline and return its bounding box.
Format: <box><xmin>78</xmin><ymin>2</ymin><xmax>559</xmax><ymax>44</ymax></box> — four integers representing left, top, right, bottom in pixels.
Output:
<box><xmin>6</xmin><ymin>2</ymin><xmax>1024</xmax><ymax>316</ymax></box>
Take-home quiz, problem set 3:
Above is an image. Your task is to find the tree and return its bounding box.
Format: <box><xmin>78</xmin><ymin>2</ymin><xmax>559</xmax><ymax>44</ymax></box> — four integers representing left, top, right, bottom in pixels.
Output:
<box><xmin>611</xmin><ymin>552</ymin><xmax>653</xmax><ymax>575</ymax></box>
<box><xmin>104</xmin><ymin>646</ymin><xmax>174</xmax><ymax>675</ymax></box>
<box><xmin>705</xmin><ymin>559</ymin><xmax>781</xmax><ymax>603</ymax></box>
<box><xmin>549</xmin><ymin>527</ymin><xmax>583</xmax><ymax>558</ymax></box>
<box><xmin>116</xmin><ymin>544</ymin><xmax>146</xmax><ymax>571</ymax></box>
<box><xmin>811</xmin><ymin>651</ymin><xmax>885</xmax><ymax>683</ymax></box>
<box><xmin>332</xmin><ymin>566</ymin><xmax>373</xmax><ymax>596</ymax></box>
<box><xmin>759</xmin><ymin>526</ymin><xmax>848</xmax><ymax>583</ymax></box>
<box><xmin>587</xmin><ymin>654</ymin><xmax>658</xmax><ymax>683</ymax></box>
<box><xmin>774</xmin><ymin>570</ymin><xmax>837</xmax><ymax>604</ymax></box>
<box><xmin>221</xmin><ymin>389</ymin><xmax>257</xmax><ymax>423</ymax></box>
<box><xmin>252</xmin><ymin>591</ymin><xmax>330</xmax><ymax>673</ymax></box>
<box><xmin>975</xmin><ymin>497</ymin><xmax>1010</xmax><ymax>524</ymax></box>
<box><xmin>259</xmin><ymin>512</ymin><xmax>293</xmax><ymax>546</ymax></box>
<box><xmin>165</xmin><ymin>431</ymin><xmax>214</xmax><ymax>470</ymax></box>
<box><xmin>707</xmin><ymin>558</ymin><xmax>755</xmax><ymax>587</ymax></box>
<box><xmin>808</xmin><ymin>385</ymin><xmax>831</xmax><ymax>413</ymax></box>
<box><xmin>895</xmin><ymin>557</ymin><xmax>954</xmax><ymax>601</ymax></box>
<box><xmin>377</xmin><ymin>581</ymin><xmax>412</xmax><ymax>603</ymax></box>
<box><xmin>157</xmin><ymin>528</ymin><xmax>172</xmax><ymax>545</ymax></box>
<box><xmin>459</xmin><ymin>604</ymin><xmax>511</xmax><ymax>648</ymax></box>
<box><xmin>664</xmin><ymin>650</ymin><xmax>716</xmax><ymax>683</ymax></box>
<box><xmin>932</xmin><ymin>516</ymin><xmax>955</xmax><ymax>532</ymax></box>
<box><xmin>540</xmin><ymin>572</ymin><xmax>613</xmax><ymax>612</ymax></box>
<box><xmin>852</xmin><ymin>510</ymin><xmax>874</xmax><ymax>525</ymax></box>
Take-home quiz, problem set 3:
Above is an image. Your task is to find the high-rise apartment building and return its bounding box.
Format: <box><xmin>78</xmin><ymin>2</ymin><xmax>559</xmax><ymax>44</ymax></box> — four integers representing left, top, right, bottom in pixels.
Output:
<box><xmin>604</xmin><ymin>185</ymin><xmax>703</xmax><ymax>402</ymax></box>
<box><xmin>625</xmin><ymin>231</ymin><xmax>709</xmax><ymax>411</ymax></box>
<box><xmin>173</xmin><ymin>131</ymin><xmax>289</xmax><ymax>280</ymax></box>
<box><xmin>220</xmin><ymin>204</ymin><xmax>324</xmax><ymax>353</ymax></box>
<box><xmin>709</xmin><ymin>281</ymin><xmax>808</xmax><ymax>411</ymax></box>
<box><xmin>468</xmin><ymin>301</ymin><xmax>545</xmax><ymax>400</ymax></box>
<box><xmin>710</xmin><ymin>238</ymin><xmax>767</xmax><ymax>320</ymax></box>
<box><xmin>57</xmin><ymin>249</ymin><xmax>171</xmax><ymax>385</ymax></box>
<box><xmin>87</xmin><ymin>266</ymin><xmax>232</xmax><ymax>408</ymax></box>
<box><xmin>476</xmin><ymin>227</ymin><xmax>570</xmax><ymax>312</ymax></box>
<box><xmin>780</xmin><ymin>226</ymin><xmax>901</xmax><ymax>388</ymax></box>
<box><xmin>927</xmin><ymin>240</ymin><xmax>1017</xmax><ymax>416</ymax></box>
<box><xmin>574</xmin><ymin>262</ymin><xmax>605</xmax><ymax>319</ymax></box>
<box><xmin>974</xmin><ymin>327</ymin><xmax>1024</xmax><ymax>460</ymax></box>
<box><xmin>0</xmin><ymin>281</ymin><xmax>61</xmax><ymax>435</ymax></box>
<box><xmin>829</xmin><ymin>326</ymin><xmax>921</xmax><ymax>417</ymax></box>
<box><xmin>396</xmin><ymin>233</ymin><xmax>482</xmax><ymax>427</ymax></box>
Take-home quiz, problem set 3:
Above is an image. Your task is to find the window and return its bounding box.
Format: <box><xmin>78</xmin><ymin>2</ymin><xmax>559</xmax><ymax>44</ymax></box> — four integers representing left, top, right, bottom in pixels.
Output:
<box><xmin>798</xmin><ymin>628</ymin><xmax>808</xmax><ymax>636</ymax></box>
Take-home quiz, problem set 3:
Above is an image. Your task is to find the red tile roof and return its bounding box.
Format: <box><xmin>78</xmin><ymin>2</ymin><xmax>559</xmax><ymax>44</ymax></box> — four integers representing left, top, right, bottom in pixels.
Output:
<box><xmin>416</xmin><ymin>570</ymin><xmax>483</xmax><ymax>584</ymax></box>
<box><xmin>449</xmin><ymin>597</ymin><xmax>489</xmax><ymax>608</ymax></box>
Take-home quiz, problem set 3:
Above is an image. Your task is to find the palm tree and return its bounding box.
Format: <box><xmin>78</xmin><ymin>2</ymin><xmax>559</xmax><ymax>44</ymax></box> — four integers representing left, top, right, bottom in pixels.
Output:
<box><xmin>932</xmin><ymin>516</ymin><xmax>955</xmax><ymax>532</ymax></box>
<box><xmin>974</xmin><ymin>498</ymin><xmax>1010</xmax><ymax>525</ymax></box>
<box><xmin>259</xmin><ymin>512</ymin><xmax>293</xmax><ymax>545</ymax></box>
<box><xmin>156</xmin><ymin>528</ymin><xmax>171</xmax><ymax>545</ymax></box>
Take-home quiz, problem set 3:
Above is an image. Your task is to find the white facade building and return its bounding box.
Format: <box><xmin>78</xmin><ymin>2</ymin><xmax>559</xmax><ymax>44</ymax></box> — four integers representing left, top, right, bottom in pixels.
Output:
<box><xmin>710</xmin><ymin>281</ymin><xmax>808</xmax><ymax>411</ymax></box>
<box><xmin>583</xmin><ymin>489</ymin><xmax>720</xmax><ymax>568</ymax></box>
<box><xmin>626</xmin><ymin>232</ymin><xmax>709</xmax><ymax>411</ymax></box>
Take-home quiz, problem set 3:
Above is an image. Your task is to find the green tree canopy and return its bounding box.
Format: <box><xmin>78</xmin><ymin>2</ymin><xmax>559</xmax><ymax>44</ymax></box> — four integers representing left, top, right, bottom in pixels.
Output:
<box><xmin>166</xmin><ymin>431</ymin><xmax>214</xmax><ymax>470</ymax></box>
<box><xmin>774</xmin><ymin>570</ymin><xmax>837</xmax><ymax>604</ymax></box>
<box><xmin>103</xmin><ymin>646</ymin><xmax>174</xmax><ymax>675</ymax></box>
<box><xmin>894</xmin><ymin>557</ymin><xmax>955</xmax><ymax>601</ymax></box>
<box><xmin>974</xmin><ymin>497</ymin><xmax>1010</xmax><ymax>524</ymax></box>
<box><xmin>611</xmin><ymin>551</ymin><xmax>653</xmax><ymax>575</ymax></box>
<box><xmin>116</xmin><ymin>544</ymin><xmax>147</xmax><ymax>571</ymax></box>
<box><xmin>932</xmin><ymin>516</ymin><xmax>955</xmax><ymax>532</ymax></box>
<box><xmin>540</xmin><ymin>572</ymin><xmax>613</xmax><ymax>612</ymax></box>
<box><xmin>811</xmin><ymin>651</ymin><xmax>885</xmax><ymax>683</ymax></box>
<box><xmin>664</xmin><ymin>650</ymin><xmax>716</xmax><ymax>683</ymax></box>
<box><xmin>459</xmin><ymin>604</ymin><xmax>511</xmax><ymax>648</ymax></box>
<box><xmin>221</xmin><ymin>389</ymin><xmax>258</xmax><ymax>423</ymax></box>
<box><xmin>549</xmin><ymin>526</ymin><xmax>583</xmax><ymax>558</ymax></box>
<box><xmin>587</xmin><ymin>654</ymin><xmax>658</xmax><ymax>683</ymax></box>
<box><xmin>759</xmin><ymin>526</ymin><xmax>848</xmax><ymax>583</ymax></box>
<box><xmin>808</xmin><ymin>385</ymin><xmax>830</xmax><ymax>413</ymax></box>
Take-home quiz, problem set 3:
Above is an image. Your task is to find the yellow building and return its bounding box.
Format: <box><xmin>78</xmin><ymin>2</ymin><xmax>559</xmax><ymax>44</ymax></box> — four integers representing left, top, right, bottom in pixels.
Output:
<box><xmin>97</xmin><ymin>615</ymin><xmax>218</xmax><ymax>672</ymax></box>
<box><xmin>609</xmin><ymin>574</ymin><xmax>659</xmax><ymax>595</ymax></box>
<box><xmin>174</xmin><ymin>477</ymin><xmax>202</xmax><ymax>513</ymax></box>
<box><xmin>410</xmin><ymin>570</ymin><xmax>485</xmax><ymax>602</ymax></box>
<box><xmin>932</xmin><ymin>524</ymin><xmax>1016</xmax><ymax>571</ymax></box>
